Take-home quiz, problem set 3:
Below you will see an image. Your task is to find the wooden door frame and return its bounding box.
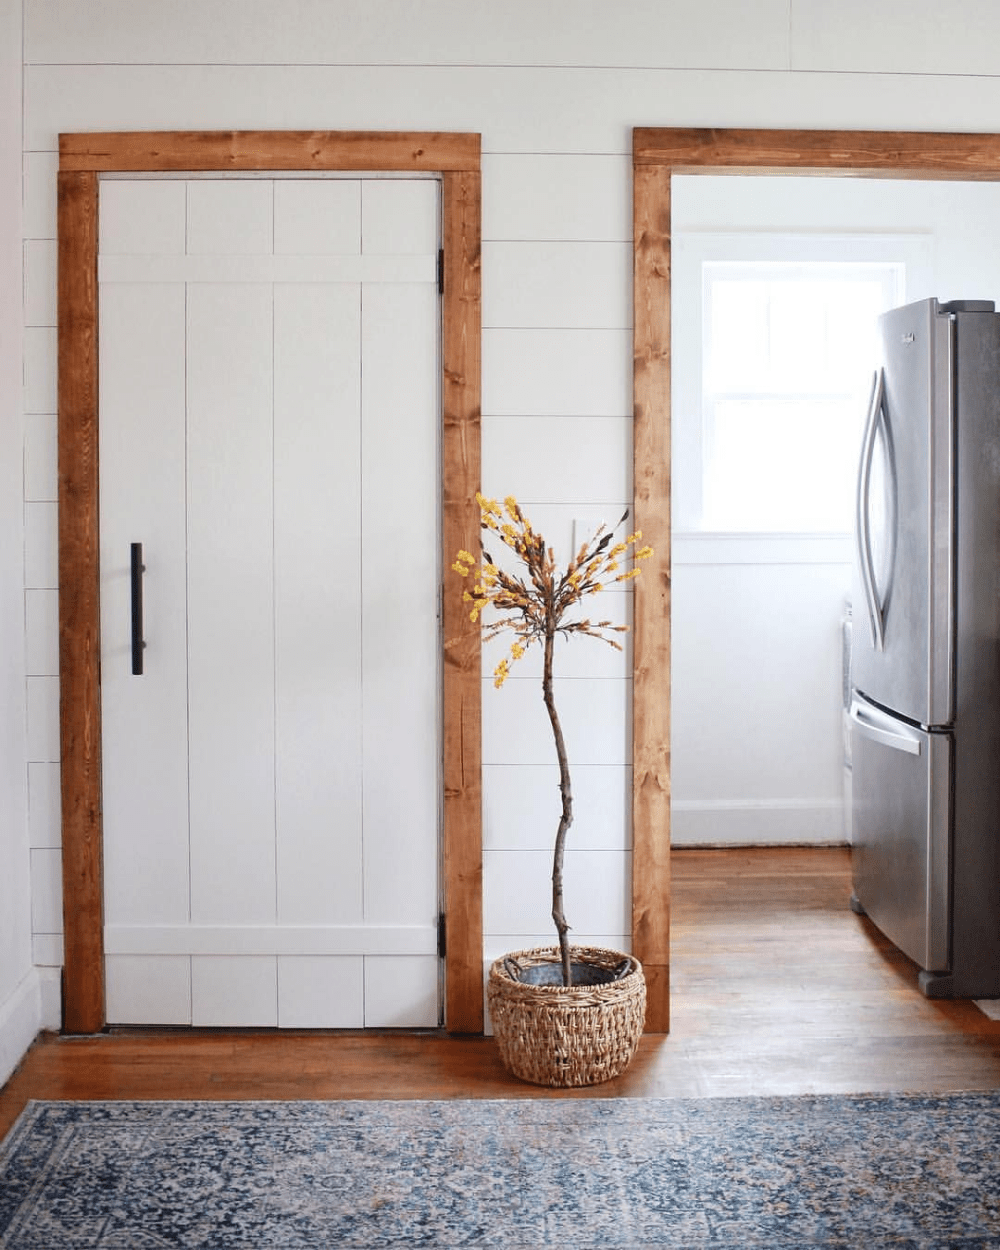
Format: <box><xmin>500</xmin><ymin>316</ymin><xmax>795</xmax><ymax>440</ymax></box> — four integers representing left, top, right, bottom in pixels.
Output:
<box><xmin>57</xmin><ymin>130</ymin><xmax>483</xmax><ymax>1034</ymax></box>
<box><xmin>632</xmin><ymin>126</ymin><xmax>1000</xmax><ymax>1033</ymax></box>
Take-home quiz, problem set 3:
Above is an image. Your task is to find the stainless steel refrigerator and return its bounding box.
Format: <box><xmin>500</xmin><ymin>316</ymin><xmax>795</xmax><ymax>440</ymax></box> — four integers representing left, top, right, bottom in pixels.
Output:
<box><xmin>850</xmin><ymin>296</ymin><xmax>1000</xmax><ymax>998</ymax></box>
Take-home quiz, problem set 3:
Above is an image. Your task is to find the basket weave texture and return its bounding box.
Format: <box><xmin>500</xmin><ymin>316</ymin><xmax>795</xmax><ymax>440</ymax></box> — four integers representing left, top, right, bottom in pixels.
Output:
<box><xmin>487</xmin><ymin>946</ymin><xmax>646</xmax><ymax>1087</ymax></box>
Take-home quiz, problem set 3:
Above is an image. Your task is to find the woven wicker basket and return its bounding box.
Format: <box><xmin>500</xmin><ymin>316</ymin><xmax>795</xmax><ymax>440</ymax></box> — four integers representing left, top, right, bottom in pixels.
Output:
<box><xmin>487</xmin><ymin>946</ymin><xmax>646</xmax><ymax>1087</ymax></box>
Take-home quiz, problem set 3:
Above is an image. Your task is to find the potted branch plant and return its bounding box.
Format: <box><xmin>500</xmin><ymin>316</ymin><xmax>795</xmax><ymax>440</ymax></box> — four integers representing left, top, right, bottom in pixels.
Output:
<box><xmin>452</xmin><ymin>493</ymin><xmax>653</xmax><ymax>1087</ymax></box>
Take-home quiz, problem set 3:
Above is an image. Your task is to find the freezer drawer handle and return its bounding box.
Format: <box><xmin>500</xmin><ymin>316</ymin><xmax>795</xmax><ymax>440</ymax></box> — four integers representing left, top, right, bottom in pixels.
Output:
<box><xmin>130</xmin><ymin>542</ymin><xmax>146</xmax><ymax>676</ymax></box>
<box><xmin>849</xmin><ymin>698</ymin><xmax>921</xmax><ymax>756</ymax></box>
<box><xmin>856</xmin><ymin>368</ymin><xmax>887</xmax><ymax>652</ymax></box>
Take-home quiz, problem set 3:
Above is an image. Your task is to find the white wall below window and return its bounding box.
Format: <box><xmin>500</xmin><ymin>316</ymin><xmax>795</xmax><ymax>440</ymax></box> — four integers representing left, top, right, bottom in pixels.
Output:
<box><xmin>672</xmin><ymin>536</ymin><xmax>851</xmax><ymax>846</ymax></box>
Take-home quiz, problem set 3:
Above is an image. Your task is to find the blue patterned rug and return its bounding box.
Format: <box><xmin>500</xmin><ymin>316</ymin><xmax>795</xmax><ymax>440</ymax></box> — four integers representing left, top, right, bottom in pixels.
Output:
<box><xmin>2</xmin><ymin>1094</ymin><xmax>1000</xmax><ymax>1247</ymax></box>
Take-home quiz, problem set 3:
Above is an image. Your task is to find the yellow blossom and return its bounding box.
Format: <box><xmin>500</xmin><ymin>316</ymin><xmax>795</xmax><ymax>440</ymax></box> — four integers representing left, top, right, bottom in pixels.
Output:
<box><xmin>476</xmin><ymin>492</ymin><xmax>503</xmax><ymax>518</ymax></box>
<box><xmin>452</xmin><ymin>504</ymin><xmax>648</xmax><ymax>691</ymax></box>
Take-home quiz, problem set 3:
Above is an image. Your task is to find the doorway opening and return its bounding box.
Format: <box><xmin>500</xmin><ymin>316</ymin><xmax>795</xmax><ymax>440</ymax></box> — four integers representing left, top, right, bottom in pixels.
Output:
<box><xmin>668</xmin><ymin>192</ymin><xmax>941</xmax><ymax>851</ymax></box>
<box><xmin>631</xmin><ymin>127</ymin><xmax>1000</xmax><ymax>1030</ymax></box>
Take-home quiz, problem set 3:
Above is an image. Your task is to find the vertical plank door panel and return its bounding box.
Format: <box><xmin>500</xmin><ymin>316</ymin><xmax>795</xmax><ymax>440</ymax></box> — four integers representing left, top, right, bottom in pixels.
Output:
<box><xmin>186</xmin><ymin>280</ymin><xmax>276</xmax><ymax>927</ymax></box>
<box><xmin>360</xmin><ymin>179</ymin><xmax>441</xmax><ymax>966</ymax></box>
<box><xmin>273</xmin><ymin>279</ymin><xmax>365</xmax><ymax>928</ymax></box>
<box><xmin>185</xmin><ymin>179</ymin><xmax>273</xmax><ymax>255</ymax></box>
<box><xmin>273</xmin><ymin>180</ymin><xmax>361</xmax><ymax>255</ymax></box>
<box><xmin>361</xmin><ymin>276</ymin><xmax>441</xmax><ymax>940</ymax></box>
<box><xmin>362</xmin><ymin>180</ymin><xmax>440</xmax><ymax>253</ymax></box>
<box><xmin>276</xmin><ymin>955</ymin><xmax>365</xmax><ymax>1029</ymax></box>
<box><xmin>98</xmin><ymin>279</ymin><xmax>190</xmax><ymax>932</ymax></box>
<box><xmin>99</xmin><ymin>179</ymin><xmax>185</xmax><ymax>256</ymax></box>
<box><xmin>105</xmin><ymin>955</ymin><xmax>191</xmax><ymax>1026</ymax></box>
<box><xmin>191</xmin><ymin>955</ymin><xmax>278</xmax><ymax>1028</ymax></box>
<box><xmin>364</xmin><ymin>955</ymin><xmax>440</xmax><ymax>1029</ymax></box>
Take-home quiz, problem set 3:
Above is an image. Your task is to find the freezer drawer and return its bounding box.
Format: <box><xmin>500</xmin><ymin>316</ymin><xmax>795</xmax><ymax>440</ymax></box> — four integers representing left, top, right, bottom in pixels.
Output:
<box><xmin>850</xmin><ymin>695</ymin><xmax>951</xmax><ymax>974</ymax></box>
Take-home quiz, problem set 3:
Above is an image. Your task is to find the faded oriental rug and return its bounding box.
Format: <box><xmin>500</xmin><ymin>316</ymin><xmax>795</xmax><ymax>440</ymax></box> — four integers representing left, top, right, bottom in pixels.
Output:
<box><xmin>2</xmin><ymin>1094</ymin><xmax>1000</xmax><ymax>1247</ymax></box>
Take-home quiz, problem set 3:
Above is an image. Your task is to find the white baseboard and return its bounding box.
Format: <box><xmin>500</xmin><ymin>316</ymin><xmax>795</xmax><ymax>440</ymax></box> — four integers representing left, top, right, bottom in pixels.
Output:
<box><xmin>0</xmin><ymin>968</ymin><xmax>44</xmax><ymax>1090</ymax></box>
<box><xmin>671</xmin><ymin>798</ymin><xmax>847</xmax><ymax>847</ymax></box>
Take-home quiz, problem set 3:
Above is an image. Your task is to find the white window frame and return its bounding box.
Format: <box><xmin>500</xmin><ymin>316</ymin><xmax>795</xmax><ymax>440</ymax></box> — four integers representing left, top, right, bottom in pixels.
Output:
<box><xmin>672</xmin><ymin>232</ymin><xmax>933</xmax><ymax>548</ymax></box>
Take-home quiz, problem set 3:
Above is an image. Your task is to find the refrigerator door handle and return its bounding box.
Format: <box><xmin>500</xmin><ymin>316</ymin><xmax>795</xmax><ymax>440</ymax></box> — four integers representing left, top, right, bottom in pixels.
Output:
<box><xmin>856</xmin><ymin>368</ymin><xmax>886</xmax><ymax>652</ymax></box>
<box><xmin>849</xmin><ymin>697</ymin><xmax>921</xmax><ymax>756</ymax></box>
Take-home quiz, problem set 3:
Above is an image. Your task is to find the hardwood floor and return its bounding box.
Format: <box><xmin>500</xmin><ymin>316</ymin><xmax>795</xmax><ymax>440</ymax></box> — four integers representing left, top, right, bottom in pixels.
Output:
<box><xmin>4</xmin><ymin>847</ymin><xmax>1000</xmax><ymax>1140</ymax></box>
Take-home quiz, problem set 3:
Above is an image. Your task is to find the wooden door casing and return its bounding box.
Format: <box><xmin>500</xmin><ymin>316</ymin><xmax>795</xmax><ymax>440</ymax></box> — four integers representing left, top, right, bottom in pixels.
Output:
<box><xmin>58</xmin><ymin>132</ymin><xmax>482</xmax><ymax>1034</ymax></box>
<box><xmin>631</xmin><ymin>127</ymin><xmax>1000</xmax><ymax>1034</ymax></box>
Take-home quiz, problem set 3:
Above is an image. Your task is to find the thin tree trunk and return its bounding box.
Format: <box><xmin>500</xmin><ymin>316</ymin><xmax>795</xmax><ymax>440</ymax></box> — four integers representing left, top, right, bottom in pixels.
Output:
<box><xmin>542</xmin><ymin>627</ymin><xmax>573</xmax><ymax>986</ymax></box>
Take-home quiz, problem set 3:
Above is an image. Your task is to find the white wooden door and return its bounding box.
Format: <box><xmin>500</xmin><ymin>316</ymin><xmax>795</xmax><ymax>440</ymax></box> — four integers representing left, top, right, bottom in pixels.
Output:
<box><xmin>98</xmin><ymin>176</ymin><xmax>442</xmax><ymax>1028</ymax></box>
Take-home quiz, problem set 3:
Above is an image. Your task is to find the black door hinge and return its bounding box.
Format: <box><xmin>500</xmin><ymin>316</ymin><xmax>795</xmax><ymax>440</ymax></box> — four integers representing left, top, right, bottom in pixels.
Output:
<box><xmin>437</xmin><ymin>913</ymin><xmax>447</xmax><ymax>958</ymax></box>
<box><xmin>437</xmin><ymin>248</ymin><xmax>444</xmax><ymax>295</ymax></box>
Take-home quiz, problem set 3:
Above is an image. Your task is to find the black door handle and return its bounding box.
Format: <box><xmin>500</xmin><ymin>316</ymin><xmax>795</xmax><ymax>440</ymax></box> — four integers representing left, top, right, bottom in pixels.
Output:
<box><xmin>130</xmin><ymin>542</ymin><xmax>146</xmax><ymax>675</ymax></box>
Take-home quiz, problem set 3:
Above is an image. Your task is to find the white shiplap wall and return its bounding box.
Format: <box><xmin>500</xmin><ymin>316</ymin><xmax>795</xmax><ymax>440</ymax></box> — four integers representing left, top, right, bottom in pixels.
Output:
<box><xmin>0</xmin><ymin>0</ymin><xmax>40</xmax><ymax>1088</ymax></box>
<box><xmin>15</xmin><ymin>0</ymin><xmax>1000</xmax><ymax>1030</ymax></box>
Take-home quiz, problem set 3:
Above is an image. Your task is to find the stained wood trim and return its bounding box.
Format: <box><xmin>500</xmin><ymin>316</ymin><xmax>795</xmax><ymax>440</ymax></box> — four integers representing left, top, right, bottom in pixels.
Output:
<box><xmin>632</xmin><ymin>161</ymin><xmax>673</xmax><ymax>1035</ymax></box>
<box><xmin>633</xmin><ymin>127</ymin><xmax>1000</xmax><ymax>178</ymax></box>
<box><xmin>58</xmin><ymin>133</ymin><xmax>483</xmax><ymax>1035</ymax></box>
<box><xmin>57</xmin><ymin>170</ymin><xmax>103</xmax><ymax>1035</ymax></box>
<box><xmin>59</xmin><ymin>131</ymin><xmax>480</xmax><ymax>173</ymax></box>
<box><xmin>441</xmin><ymin>168</ymin><xmax>483</xmax><ymax>1034</ymax></box>
<box><xmin>631</xmin><ymin>126</ymin><xmax>1000</xmax><ymax>1034</ymax></box>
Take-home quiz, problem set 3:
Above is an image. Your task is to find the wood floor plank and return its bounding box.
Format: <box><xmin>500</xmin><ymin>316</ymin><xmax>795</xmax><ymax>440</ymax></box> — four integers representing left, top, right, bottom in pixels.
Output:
<box><xmin>4</xmin><ymin>847</ymin><xmax>1000</xmax><ymax>1141</ymax></box>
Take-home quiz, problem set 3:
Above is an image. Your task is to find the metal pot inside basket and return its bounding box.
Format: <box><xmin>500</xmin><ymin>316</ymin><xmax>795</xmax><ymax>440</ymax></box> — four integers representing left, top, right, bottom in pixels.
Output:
<box><xmin>504</xmin><ymin>956</ymin><xmax>633</xmax><ymax>986</ymax></box>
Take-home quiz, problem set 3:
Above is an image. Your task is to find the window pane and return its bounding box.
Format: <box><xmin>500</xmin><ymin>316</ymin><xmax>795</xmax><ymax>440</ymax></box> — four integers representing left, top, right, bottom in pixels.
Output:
<box><xmin>704</xmin><ymin>397</ymin><xmax>862</xmax><ymax>531</ymax></box>
<box><xmin>768</xmin><ymin>281</ymin><xmax>828</xmax><ymax>388</ymax></box>
<box><xmin>826</xmin><ymin>280</ymin><xmax>884</xmax><ymax>381</ymax></box>
<box><xmin>700</xmin><ymin>260</ymin><xmax>901</xmax><ymax>532</ymax></box>
<box><xmin>705</xmin><ymin>279</ymin><xmax>769</xmax><ymax>391</ymax></box>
